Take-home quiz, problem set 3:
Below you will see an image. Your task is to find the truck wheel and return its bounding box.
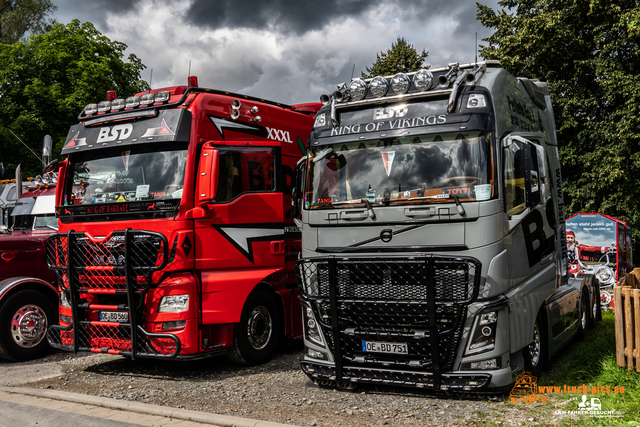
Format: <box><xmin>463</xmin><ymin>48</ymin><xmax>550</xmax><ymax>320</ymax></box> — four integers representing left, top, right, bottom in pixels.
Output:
<box><xmin>577</xmin><ymin>290</ymin><xmax>589</xmax><ymax>339</ymax></box>
<box><xmin>590</xmin><ymin>283</ymin><xmax>600</xmax><ymax>328</ymax></box>
<box><xmin>226</xmin><ymin>291</ymin><xmax>280</xmax><ymax>366</ymax></box>
<box><xmin>523</xmin><ymin>315</ymin><xmax>546</xmax><ymax>378</ymax></box>
<box><xmin>0</xmin><ymin>290</ymin><xmax>56</xmax><ymax>361</ymax></box>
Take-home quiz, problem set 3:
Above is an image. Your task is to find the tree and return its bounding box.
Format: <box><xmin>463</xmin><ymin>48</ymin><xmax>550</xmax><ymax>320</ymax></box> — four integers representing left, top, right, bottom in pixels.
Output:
<box><xmin>362</xmin><ymin>36</ymin><xmax>429</xmax><ymax>78</ymax></box>
<box><xmin>0</xmin><ymin>0</ymin><xmax>57</xmax><ymax>44</ymax></box>
<box><xmin>477</xmin><ymin>0</ymin><xmax>640</xmax><ymax>259</ymax></box>
<box><xmin>0</xmin><ymin>20</ymin><xmax>148</xmax><ymax>177</ymax></box>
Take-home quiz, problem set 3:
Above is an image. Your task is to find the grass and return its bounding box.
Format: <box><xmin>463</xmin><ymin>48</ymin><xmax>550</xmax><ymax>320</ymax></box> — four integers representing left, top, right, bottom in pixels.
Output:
<box><xmin>535</xmin><ymin>311</ymin><xmax>640</xmax><ymax>425</ymax></box>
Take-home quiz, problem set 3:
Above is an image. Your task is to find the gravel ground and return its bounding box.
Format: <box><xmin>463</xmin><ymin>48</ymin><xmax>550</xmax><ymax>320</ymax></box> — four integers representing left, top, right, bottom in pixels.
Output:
<box><xmin>1</xmin><ymin>345</ymin><xmax>566</xmax><ymax>427</ymax></box>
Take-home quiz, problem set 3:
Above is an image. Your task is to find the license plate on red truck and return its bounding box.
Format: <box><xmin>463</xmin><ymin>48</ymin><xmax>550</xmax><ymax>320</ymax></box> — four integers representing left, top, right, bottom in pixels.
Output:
<box><xmin>99</xmin><ymin>311</ymin><xmax>129</xmax><ymax>322</ymax></box>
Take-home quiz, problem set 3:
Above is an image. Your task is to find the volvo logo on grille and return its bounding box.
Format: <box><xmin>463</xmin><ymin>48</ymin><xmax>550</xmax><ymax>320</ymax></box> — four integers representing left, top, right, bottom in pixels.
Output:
<box><xmin>380</xmin><ymin>229</ymin><xmax>393</xmax><ymax>243</ymax></box>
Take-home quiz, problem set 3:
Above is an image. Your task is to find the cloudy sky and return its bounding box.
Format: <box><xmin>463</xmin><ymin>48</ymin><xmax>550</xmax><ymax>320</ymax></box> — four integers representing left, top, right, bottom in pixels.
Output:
<box><xmin>52</xmin><ymin>0</ymin><xmax>502</xmax><ymax>105</ymax></box>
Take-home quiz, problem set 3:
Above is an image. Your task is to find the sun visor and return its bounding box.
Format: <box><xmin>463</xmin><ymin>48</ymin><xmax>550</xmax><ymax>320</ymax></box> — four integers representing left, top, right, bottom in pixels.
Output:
<box><xmin>11</xmin><ymin>196</ymin><xmax>35</xmax><ymax>216</ymax></box>
<box><xmin>31</xmin><ymin>195</ymin><xmax>56</xmax><ymax>215</ymax></box>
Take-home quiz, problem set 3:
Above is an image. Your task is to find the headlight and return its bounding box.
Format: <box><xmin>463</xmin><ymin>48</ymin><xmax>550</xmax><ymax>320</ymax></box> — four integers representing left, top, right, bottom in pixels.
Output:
<box><xmin>158</xmin><ymin>294</ymin><xmax>189</xmax><ymax>313</ymax></box>
<box><xmin>60</xmin><ymin>291</ymin><xmax>71</xmax><ymax>308</ymax></box>
<box><xmin>467</xmin><ymin>309</ymin><xmax>499</xmax><ymax>354</ymax></box>
<box><xmin>303</xmin><ymin>305</ymin><xmax>325</xmax><ymax>347</ymax></box>
<box><xmin>595</xmin><ymin>266</ymin><xmax>614</xmax><ymax>284</ymax></box>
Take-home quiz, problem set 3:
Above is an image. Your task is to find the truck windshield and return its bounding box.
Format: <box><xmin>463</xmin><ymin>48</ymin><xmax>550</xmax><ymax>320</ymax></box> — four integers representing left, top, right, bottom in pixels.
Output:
<box><xmin>305</xmin><ymin>131</ymin><xmax>494</xmax><ymax>209</ymax></box>
<box><xmin>66</xmin><ymin>143</ymin><xmax>187</xmax><ymax>206</ymax></box>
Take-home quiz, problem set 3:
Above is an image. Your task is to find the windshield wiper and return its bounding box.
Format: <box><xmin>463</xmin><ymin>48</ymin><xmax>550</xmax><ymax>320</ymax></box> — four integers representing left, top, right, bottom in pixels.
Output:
<box><xmin>406</xmin><ymin>194</ymin><xmax>450</xmax><ymax>201</ymax></box>
<box><xmin>330</xmin><ymin>198</ymin><xmax>376</xmax><ymax>220</ymax></box>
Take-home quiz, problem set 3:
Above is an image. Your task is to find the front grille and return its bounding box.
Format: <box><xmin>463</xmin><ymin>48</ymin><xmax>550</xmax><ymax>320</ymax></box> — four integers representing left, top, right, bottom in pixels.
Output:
<box><xmin>296</xmin><ymin>255</ymin><xmax>481</xmax><ymax>388</ymax></box>
<box><xmin>46</xmin><ymin>229</ymin><xmax>178</xmax><ymax>358</ymax></box>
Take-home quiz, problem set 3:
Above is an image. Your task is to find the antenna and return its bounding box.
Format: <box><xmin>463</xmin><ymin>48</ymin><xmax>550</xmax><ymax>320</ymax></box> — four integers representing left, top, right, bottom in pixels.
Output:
<box><xmin>475</xmin><ymin>32</ymin><xmax>478</xmax><ymax>63</ymax></box>
<box><xmin>149</xmin><ymin>69</ymin><xmax>153</xmax><ymax>93</ymax></box>
<box><xmin>351</xmin><ymin>63</ymin><xmax>355</xmax><ymax>80</ymax></box>
<box><xmin>8</xmin><ymin>130</ymin><xmax>43</xmax><ymax>165</ymax></box>
<box><xmin>188</xmin><ymin>60</ymin><xmax>191</xmax><ymax>77</ymax></box>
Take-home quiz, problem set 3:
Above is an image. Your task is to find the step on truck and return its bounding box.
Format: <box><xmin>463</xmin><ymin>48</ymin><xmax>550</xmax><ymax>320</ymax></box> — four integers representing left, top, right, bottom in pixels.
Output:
<box><xmin>294</xmin><ymin>61</ymin><xmax>598</xmax><ymax>392</ymax></box>
<box><xmin>0</xmin><ymin>137</ymin><xmax>59</xmax><ymax>361</ymax></box>
<box><xmin>47</xmin><ymin>77</ymin><xmax>321</xmax><ymax>363</ymax></box>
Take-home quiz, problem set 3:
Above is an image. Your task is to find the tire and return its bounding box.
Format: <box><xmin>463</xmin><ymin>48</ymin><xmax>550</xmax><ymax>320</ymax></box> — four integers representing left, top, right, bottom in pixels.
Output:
<box><xmin>0</xmin><ymin>290</ymin><xmax>56</xmax><ymax>361</ymax></box>
<box><xmin>590</xmin><ymin>282</ymin><xmax>600</xmax><ymax>328</ymax></box>
<box><xmin>523</xmin><ymin>315</ymin><xmax>547</xmax><ymax>378</ymax></box>
<box><xmin>577</xmin><ymin>290</ymin><xmax>589</xmax><ymax>339</ymax></box>
<box><xmin>226</xmin><ymin>291</ymin><xmax>280</xmax><ymax>366</ymax></box>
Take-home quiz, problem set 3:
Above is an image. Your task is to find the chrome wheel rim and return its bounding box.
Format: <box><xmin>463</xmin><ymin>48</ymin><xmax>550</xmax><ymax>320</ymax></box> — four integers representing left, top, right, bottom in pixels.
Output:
<box><xmin>528</xmin><ymin>322</ymin><xmax>541</xmax><ymax>367</ymax></box>
<box><xmin>246</xmin><ymin>306</ymin><xmax>273</xmax><ymax>350</ymax></box>
<box><xmin>10</xmin><ymin>304</ymin><xmax>48</xmax><ymax>348</ymax></box>
<box><xmin>581</xmin><ymin>297</ymin><xmax>588</xmax><ymax>329</ymax></box>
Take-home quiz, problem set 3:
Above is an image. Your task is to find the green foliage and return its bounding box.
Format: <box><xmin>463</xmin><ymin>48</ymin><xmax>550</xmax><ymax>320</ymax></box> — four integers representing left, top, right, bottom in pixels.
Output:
<box><xmin>0</xmin><ymin>20</ymin><xmax>148</xmax><ymax>177</ymax></box>
<box><xmin>477</xmin><ymin>0</ymin><xmax>640</xmax><ymax>260</ymax></box>
<box><xmin>0</xmin><ymin>0</ymin><xmax>57</xmax><ymax>44</ymax></box>
<box><xmin>362</xmin><ymin>36</ymin><xmax>429</xmax><ymax>78</ymax></box>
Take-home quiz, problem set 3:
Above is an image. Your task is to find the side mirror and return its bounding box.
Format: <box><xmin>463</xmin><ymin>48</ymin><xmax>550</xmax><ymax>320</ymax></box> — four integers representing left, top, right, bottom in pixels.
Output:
<box><xmin>197</xmin><ymin>143</ymin><xmax>219</xmax><ymax>204</ymax></box>
<box><xmin>293</xmin><ymin>157</ymin><xmax>306</xmax><ymax>218</ymax></box>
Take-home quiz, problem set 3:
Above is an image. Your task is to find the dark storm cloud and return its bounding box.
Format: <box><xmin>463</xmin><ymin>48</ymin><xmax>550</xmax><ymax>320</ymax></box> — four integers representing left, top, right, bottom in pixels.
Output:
<box><xmin>54</xmin><ymin>0</ymin><xmax>144</xmax><ymax>30</ymax></box>
<box><xmin>184</xmin><ymin>0</ymin><xmax>374</xmax><ymax>34</ymax></box>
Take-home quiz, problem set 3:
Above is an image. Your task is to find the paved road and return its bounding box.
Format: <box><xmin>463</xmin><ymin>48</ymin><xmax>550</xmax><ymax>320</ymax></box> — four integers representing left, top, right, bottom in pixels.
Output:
<box><xmin>0</xmin><ymin>390</ymin><xmax>214</xmax><ymax>427</ymax></box>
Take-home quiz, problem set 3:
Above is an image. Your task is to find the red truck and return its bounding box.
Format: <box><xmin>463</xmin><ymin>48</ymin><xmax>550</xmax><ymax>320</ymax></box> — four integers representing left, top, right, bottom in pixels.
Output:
<box><xmin>0</xmin><ymin>170</ymin><xmax>58</xmax><ymax>361</ymax></box>
<box><xmin>47</xmin><ymin>78</ymin><xmax>320</xmax><ymax>364</ymax></box>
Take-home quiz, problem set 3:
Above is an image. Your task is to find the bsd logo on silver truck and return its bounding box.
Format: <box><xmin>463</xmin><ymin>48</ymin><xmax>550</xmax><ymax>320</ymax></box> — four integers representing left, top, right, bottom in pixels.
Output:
<box><xmin>97</xmin><ymin>124</ymin><xmax>134</xmax><ymax>142</ymax></box>
<box><xmin>267</xmin><ymin>127</ymin><xmax>292</xmax><ymax>143</ymax></box>
<box><xmin>373</xmin><ymin>105</ymin><xmax>409</xmax><ymax>120</ymax></box>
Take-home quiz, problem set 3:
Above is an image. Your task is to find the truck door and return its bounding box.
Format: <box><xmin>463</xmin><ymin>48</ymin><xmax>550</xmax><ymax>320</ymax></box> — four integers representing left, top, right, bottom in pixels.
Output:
<box><xmin>503</xmin><ymin>135</ymin><xmax>559</xmax><ymax>352</ymax></box>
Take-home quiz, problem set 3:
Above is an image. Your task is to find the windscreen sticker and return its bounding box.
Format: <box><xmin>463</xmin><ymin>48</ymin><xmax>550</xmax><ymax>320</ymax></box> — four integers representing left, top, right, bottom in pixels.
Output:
<box><xmin>117</xmin><ymin>195</ymin><xmax>126</xmax><ymax>202</ymax></box>
<box><xmin>474</xmin><ymin>184</ymin><xmax>492</xmax><ymax>201</ymax></box>
<box><xmin>172</xmin><ymin>189</ymin><xmax>183</xmax><ymax>199</ymax></box>
<box><xmin>442</xmin><ymin>186</ymin><xmax>473</xmax><ymax>196</ymax></box>
<box><xmin>381</xmin><ymin>151</ymin><xmax>395</xmax><ymax>176</ymax></box>
<box><xmin>135</xmin><ymin>184</ymin><xmax>150</xmax><ymax>198</ymax></box>
<box><xmin>121</xmin><ymin>151</ymin><xmax>130</xmax><ymax>171</ymax></box>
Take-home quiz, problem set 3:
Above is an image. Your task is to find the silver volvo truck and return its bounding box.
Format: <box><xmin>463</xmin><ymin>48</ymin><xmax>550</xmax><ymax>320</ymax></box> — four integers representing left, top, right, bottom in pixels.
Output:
<box><xmin>293</xmin><ymin>61</ymin><xmax>599</xmax><ymax>393</ymax></box>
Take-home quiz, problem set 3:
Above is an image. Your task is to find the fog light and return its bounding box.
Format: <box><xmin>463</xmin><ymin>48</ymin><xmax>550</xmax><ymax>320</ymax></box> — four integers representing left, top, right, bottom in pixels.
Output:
<box><xmin>140</xmin><ymin>93</ymin><xmax>155</xmax><ymax>105</ymax></box>
<box><xmin>162</xmin><ymin>320</ymin><xmax>186</xmax><ymax>330</ymax></box>
<box><xmin>125</xmin><ymin>96</ymin><xmax>140</xmax><ymax>108</ymax></box>
<box><xmin>84</xmin><ymin>103</ymin><xmax>98</xmax><ymax>115</ymax></box>
<box><xmin>461</xmin><ymin>357</ymin><xmax>500</xmax><ymax>370</ymax></box>
<box><xmin>60</xmin><ymin>315</ymin><xmax>72</xmax><ymax>323</ymax></box>
<box><xmin>97</xmin><ymin>101</ymin><xmax>111</xmax><ymax>113</ymax></box>
<box><xmin>306</xmin><ymin>348</ymin><xmax>328</xmax><ymax>360</ymax></box>
<box><xmin>154</xmin><ymin>91</ymin><xmax>171</xmax><ymax>103</ymax></box>
<box><xmin>369</xmin><ymin>76</ymin><xmax>389</xmax><ymax>98</ymax></box>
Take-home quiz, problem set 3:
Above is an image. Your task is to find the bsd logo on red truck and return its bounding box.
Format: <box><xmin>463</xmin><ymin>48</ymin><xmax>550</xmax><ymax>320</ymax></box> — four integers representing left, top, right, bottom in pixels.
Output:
<box><xmin>97</xmin><ymin>124</ymin><xmax>133</xmax><ymax>142</ymax></box>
